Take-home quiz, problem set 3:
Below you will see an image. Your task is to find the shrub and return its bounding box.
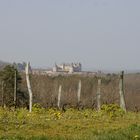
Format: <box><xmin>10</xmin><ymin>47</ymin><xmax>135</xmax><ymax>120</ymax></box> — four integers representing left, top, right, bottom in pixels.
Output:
<box><xmin>101</xmin><ymin>104</ymin><xmax>125</xmax><ymax>118</ymax></box>
<box><xmin>32</xmin><ymin>103</ymin><xmax>45</xmax><ymax>113</ymax></box>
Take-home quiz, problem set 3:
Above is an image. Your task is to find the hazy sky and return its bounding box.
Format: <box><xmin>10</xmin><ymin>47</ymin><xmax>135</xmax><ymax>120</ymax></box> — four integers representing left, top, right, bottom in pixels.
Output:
<box><xmin>0</xmin><ymin>0</ymin><xmax>140</xmax><ymax>70</ymax></box>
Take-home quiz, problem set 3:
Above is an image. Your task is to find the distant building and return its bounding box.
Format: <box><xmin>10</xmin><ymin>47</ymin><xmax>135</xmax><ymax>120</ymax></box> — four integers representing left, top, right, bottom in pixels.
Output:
<box><xmin>53</xmin><ymin>63</ymin><xmax>82</xmax><ymax>73</ymax></box>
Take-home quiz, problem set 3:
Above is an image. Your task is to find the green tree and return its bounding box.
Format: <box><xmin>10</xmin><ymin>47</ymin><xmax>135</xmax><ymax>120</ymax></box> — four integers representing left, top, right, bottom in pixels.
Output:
<box><xmin>0</xmin><ymin>65</ymin><xmax>22</xmax><ymax>107</ymax></box>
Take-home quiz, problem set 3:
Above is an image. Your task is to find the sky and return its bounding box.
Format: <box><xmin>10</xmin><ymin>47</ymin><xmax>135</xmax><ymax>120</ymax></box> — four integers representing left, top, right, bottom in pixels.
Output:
<box><xmin>0</xmin><ymin>0</ymin><xmax>140</xmax><ymax>71</ymax></box>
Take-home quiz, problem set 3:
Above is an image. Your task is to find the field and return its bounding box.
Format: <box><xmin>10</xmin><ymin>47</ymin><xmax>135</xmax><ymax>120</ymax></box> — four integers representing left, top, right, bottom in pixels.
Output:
<box><xmin>0</xmin><ymin>104</ymin><xmax>140</xmax><ymax>140</ymax></box>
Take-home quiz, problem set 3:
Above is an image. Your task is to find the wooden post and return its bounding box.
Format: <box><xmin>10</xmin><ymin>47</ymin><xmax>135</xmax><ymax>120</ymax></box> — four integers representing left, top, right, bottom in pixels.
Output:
<box><xmin>119</xmin><ymin>71</ymin><xmax>126</xmax><ymax>112</ymax></box>
<box><xmin>97</xmin><ymin>78</ymin><xmax>101</xmax><ymax>111</ymax></box>
<box><xmin>1</xmin><ymin>81</ymin><xmax>4</xmax><ymax>107</ymax></box>
<box><xmin>57</xmin><ymin>85</ymin><xmax>62</xmax><ymax>109</ymax></box>
<box><xmin>14</xmin><ymin>70</ymin><xmax>17</xmax><ymax>108</ymax></box>
<box><xmin>77</xmin><ymin>80</ymin><xmax>81</xmax><ymax>104</ymax></box>
<box><xmin>25</xmin><ymin>62</ymin><xmax>33</xmax><ymax>112</ymax></box>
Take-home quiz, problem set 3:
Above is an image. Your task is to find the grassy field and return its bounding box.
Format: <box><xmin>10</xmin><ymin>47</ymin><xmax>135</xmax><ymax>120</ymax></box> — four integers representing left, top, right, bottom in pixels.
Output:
<box><xmin>0</xmin><ymin>104</ymin><xmax>140</xmax><ymax>140</ymax></box>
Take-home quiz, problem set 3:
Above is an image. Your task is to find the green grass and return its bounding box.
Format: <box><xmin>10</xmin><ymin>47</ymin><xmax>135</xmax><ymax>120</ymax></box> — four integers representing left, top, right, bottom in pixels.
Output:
<box><xmin>1</xmin><ymin>125</ymin><xmax>140</xmax><ymax>140</ymax></box>
<box><xmin>0</xmin><ymin>105</ymin><xmax>140</xmax><ymax>140</ymax></box>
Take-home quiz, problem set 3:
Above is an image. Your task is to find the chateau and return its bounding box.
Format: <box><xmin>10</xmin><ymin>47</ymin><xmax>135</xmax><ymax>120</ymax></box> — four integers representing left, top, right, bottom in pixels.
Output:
<box><xmin>53</xmin><ymin>63</ymin><xmax>82</xmax><ymax>73</ymax></box>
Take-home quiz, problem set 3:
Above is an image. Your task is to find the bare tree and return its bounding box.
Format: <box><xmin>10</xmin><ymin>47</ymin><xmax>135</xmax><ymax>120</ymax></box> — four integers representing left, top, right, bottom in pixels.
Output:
<box><xmin>77</xmin><ymin>80</ymin><xmax>81</xmax><ymax>104</ymax></box>
<box><xmin>14</xmin><ymin>70</ymin><xmax>17</xmax><ymax>108</ymax></box>
<box><xmin>119</xmin><ymin>71</ymin><xmax>126</xmax><ymax>112</ymax></box>
<box><xmin>25</xmin><ymin>62</ymin><xmax>33</xmax><ymax>112</ymax></box>
<box><xmin>1</xmin><ymin>81</ymin><xmax>4</xmax><ymax>107</ymax></box>
<box><xmin>57</xmin><ymin>85</ymin><xmax>62</xmax><ymax>109</ymax></box>
<box><xmin>97</xmin><ymin>78</ymin><xmax>101</xmax><ymax>111</ymax></box>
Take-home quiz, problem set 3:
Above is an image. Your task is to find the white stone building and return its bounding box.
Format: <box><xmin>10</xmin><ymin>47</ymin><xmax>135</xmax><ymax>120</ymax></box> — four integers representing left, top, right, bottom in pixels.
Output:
<box><xmin>53</xmin><ymin>63</ymin><xmax>82</xmax><ymax>73</ymax></box>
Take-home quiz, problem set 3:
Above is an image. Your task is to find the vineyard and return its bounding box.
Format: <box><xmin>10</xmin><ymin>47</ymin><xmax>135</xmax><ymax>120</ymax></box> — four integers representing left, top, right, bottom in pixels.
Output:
<box><xmin>0</xmin><ymin>66</ymin><xmax>140</xmax><ymax>139</ymax></box>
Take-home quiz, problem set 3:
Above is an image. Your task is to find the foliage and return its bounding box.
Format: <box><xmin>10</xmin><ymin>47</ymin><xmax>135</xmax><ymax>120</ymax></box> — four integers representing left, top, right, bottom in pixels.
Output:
<box><xmin>101</xmin><ymin>104</ymin><xmax>125</xmax><ymax>118</ymax></box>
<box><xmin>0</xmin><ymin>106</ymin><xmax>140</xmax><ymax>139</ymax></box>
<box><xmin>0</xmin><ymin>65</ymin><xmax>27</xmax><ymax>107</ymax></box>
<box><xmin>0</xmin><ymin>65</ymin><xmax>19</xmax><ymax>106</ymax></box>
<box><xmin>32</xmin><ymin>103</ymin><xmax>45</xmax><ymax>113</ymax></box>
